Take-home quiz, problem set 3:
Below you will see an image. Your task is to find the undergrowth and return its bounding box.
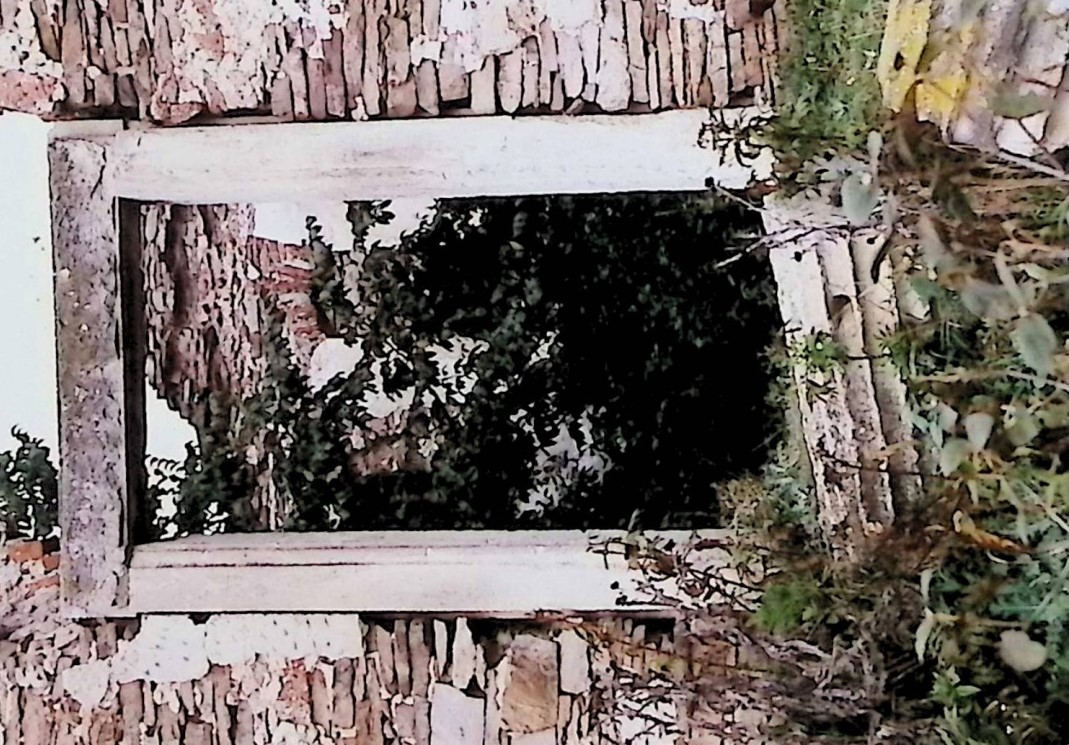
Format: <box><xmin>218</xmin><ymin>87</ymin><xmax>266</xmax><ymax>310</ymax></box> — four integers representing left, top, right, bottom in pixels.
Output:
<box><xmin>769</xmin><ymin>0</ymin><xmax>888</xmax><ymax>163</ymax></box>
<box><xmin>707</xmin><ymin>95</ymin><xmax>1069</xmax><ymax>741</ymax></box>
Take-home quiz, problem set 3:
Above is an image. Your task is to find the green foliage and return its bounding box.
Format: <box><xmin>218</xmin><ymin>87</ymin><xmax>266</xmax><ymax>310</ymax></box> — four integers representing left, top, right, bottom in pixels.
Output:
<box><xmin>770</xmin><ymin>0</ymin><xmax>888</xmax><ymax>162</ymax></box>
<box><xmin>791</xmin><ymin>330</ymin><xmax>848</xmax><ymax>375</ymax></box>
<box><xmin>1022</xmin><ymin>189</ymin><xmax>1069</xmax><ymax>244</ymax></box>
<box><xmin>753</xmin><ymin>576</ymin><xmax>826</xmax><ymax>636</ymax></box>
<box><xmin>882</xmin><ymin>167</ymin><xmax>1069</xmax><ymax>741</ymax></box>
<box><xmin>0</xmin><ymin>430</ymin><xmax>58</xmax><ymax>541</ymax></box>
<box><xmin>162</xmin><ymin>193</ymin><xmax>782</xmax><ymax>534</ymax></box>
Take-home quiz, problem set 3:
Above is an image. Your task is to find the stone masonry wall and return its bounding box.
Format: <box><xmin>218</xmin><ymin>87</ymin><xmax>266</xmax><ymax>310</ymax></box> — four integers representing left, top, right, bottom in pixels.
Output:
<box><xmin>0</xmin><ymin>0</ymin><xmax>782</xmax><ymax>124</ymax></box>
<box><xmin>0</xmin><ymin>538</ymin><xmax>752</xmax><ymax>745</ymax></box>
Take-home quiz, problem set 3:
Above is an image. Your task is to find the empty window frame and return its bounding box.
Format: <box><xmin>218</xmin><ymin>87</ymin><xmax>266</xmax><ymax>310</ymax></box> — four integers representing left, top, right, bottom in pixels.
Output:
<box><xmin>49</xmin><ymin>111</ymin><xmax>768</xmax><ymax>617</ymax></box>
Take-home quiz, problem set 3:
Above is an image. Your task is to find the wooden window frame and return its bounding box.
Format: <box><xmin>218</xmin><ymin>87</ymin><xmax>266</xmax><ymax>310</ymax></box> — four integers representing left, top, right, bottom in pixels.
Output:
<box><xmin>49</xmin><ymin>110</ymin><xmax>765</xmax><ymax>618</ymax></box>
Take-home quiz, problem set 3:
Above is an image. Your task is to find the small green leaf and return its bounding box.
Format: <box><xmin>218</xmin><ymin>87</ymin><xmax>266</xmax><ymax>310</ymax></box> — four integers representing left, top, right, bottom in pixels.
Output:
<box><xmin>1011</xmin><ymin>314</ymin><xmax>1060</xmax><ymax>378</ymax></box>
<box><xmin>991</xmin><ymin>91</ymin><xmax>1051</xmax><ymax>120</ymax></box>
<box><xmin>1040</xmin><ymin>403</ymin><xmax>1069</xmax><ymax>428</ymax></box>
<box><xmin>842</xmin><ymin>172</ymin><xmax>880</xmax><ymax>226</ymax></box>
<box><xmin>964</xmin><ymin>411</ymin><xmax>994</xmax><ymax>451</ymax></box>
<box><xmin>940</xmin><ymin>438</ymin><xmax>972</xmax><ymax>476</ymax></box>
<box><xmin>1005</xmin><ymin>407</ymin><xmax>1041</xmax><ymax>447</ymax></box>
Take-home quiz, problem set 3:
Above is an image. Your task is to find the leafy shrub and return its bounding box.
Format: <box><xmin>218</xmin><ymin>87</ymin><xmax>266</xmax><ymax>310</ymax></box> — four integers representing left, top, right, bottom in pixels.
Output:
<box><xmin>161</xmin><ymin>193</ymin><xmax>783</xmax><ymax>534</ymax></box>
<box><xmin>0</xmin><ymin>430</ymin><xmax>58</xmax><ymax>541</ymax></box>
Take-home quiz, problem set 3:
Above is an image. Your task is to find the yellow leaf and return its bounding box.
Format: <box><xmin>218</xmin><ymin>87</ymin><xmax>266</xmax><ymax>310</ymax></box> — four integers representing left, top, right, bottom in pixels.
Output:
<box><xmin>953</xmin><ymin>511</ymin><xmax>1030</xmax><ymax>555</ymax></box>
<box><xmin>878</xmin><ymin>0</ymin><xmax>935</xmax><ymax>110</ymax></box>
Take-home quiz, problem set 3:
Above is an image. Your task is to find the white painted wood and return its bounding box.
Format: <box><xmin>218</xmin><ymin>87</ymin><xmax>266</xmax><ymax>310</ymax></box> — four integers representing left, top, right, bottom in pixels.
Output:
<box><xmin>97</xmin><ymin>110</ymin><xmax>765</xmax><ymax>203</ymax></box>
<box><xmin>127</xmin><ymin>531</ymin><xmax>730</xmax><ymax>614</ymax></box>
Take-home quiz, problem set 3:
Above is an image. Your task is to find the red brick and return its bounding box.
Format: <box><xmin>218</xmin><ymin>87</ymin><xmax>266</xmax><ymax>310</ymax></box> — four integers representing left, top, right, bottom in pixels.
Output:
<box><xmin>7</xmin><ymin>541</ymin><xmax>44</xmax><ymax>564</ymax></box>
<box><xmin>266</xmin><ymin>276</ymin><xmax>314</xmax><ymax>294</ymax></box>
<box><xmin>41</xmin><ymin>553</ymin><xmax>61</xmax><ymax>572</ymax></box>
<box><xmin>0</xmin><ymin>70</ymin><xmax>61</xmax><ymax>117</ymax></box>
<box><xmin>25</xmin><ymin>574</ymin><xmax>60</xmax><ymax>594</ymax></box>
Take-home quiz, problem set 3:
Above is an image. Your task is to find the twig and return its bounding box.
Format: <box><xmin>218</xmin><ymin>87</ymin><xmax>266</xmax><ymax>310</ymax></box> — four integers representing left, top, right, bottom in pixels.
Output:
<box><xmin>950</xmin><ymin>143</ymin><xmax>1069</xmax><ymax>185</ymax></box>
<box><xmin>911</xmin><ymin>367</ymin><xmax>1069</xmax><ymax>394</ymax></box>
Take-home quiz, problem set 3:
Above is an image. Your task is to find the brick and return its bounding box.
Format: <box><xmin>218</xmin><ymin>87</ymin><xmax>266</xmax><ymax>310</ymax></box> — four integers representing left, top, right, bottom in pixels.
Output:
<box><xmin>7</xmin><ymin>541</ymin><xmax>44</xmax><ymax>564</ymax></box>
<box><xmin>41</xmin><ymin>553</ymin><xmax>61</xmax><ymax>572</ymax></box>
<box><xmin>25</xmin><ymin>574</ymin><xmax>61</xmax><ymax>594</ymax></box>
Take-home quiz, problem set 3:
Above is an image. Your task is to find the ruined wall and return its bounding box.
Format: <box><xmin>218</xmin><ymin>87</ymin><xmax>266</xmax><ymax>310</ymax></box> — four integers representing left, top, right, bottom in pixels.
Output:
<box><xmin>0</xmin><ymin>0</ymin><xmax>780</xmax><ymax>124</ymax></box>
<box><xmin>0</xmin><ymin>538</ymin><xmax>749</xmax><ymax>745</ymax></box>
<box><xmin>140</xmin><ymin>204</ymin><xmax>323</xmax><ymax>427</ymax></box>
<box><xmin>879</xmin><ymin>0</ymin><xmax>1069</xmax><ymax>157</ymax></box>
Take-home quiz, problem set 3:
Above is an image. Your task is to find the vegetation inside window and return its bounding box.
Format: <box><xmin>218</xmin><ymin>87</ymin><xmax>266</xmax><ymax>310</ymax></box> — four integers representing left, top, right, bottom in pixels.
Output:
<box><xmin>140</xmin><ymin>192</ymin><xmax>782</xmax><ymax>538</ymax></box>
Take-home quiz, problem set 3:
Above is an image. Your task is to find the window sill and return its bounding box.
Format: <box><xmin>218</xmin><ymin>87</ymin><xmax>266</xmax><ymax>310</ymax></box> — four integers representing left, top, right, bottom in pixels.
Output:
<box><xmin>127</xmin><ymin>530</ymin><xmax>732</xmax><ymax>616</ymax></box>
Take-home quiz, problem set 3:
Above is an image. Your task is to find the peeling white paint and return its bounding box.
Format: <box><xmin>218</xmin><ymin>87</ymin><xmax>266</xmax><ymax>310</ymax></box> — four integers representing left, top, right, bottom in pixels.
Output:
<box><xmin>665</xmin><ymin>0</ymin><xmax>724</xmax><ymax>22</ymax></box>
<box><xmin>435</xmin><ymin>0</ymin><xmax>613</xmax><ymax>73</ymax></box>
<box><xmin>61</xmin><ymin>659</ymin><xmax>112</xmax><ymax>710</ymax></box>
<box><xmin>450</xmin><ymin>619</ymin><xmax>478</xmax><ymax>688</ymax></box>
<box><xmin>411</xmin><ymin>36</ymin><xmax>445</xmax><ymax>64</ymax></box>
<box><xmin>430</xmin><ymin>683</ymin><xmax>485</xmax><ymax>745</ymax></box>
<box><xmin>557</xmin><ymin>631</ymin><xmax>591</xmax><ymax>694</ymax></box>
<box><xmin>533</xmin><ymin>0</ymin><xmax>600</xmax><ymax>33</ymax></box>
<box><xmin>112</xmin><ymin>616</ymin><xmax>211</xmax><ymax>684</ymax></box>
<box><xmin>161</xmin><ymin>0</ymin><xmax>278</xmax><ymax>111</ymax></box>
<box><xmin>60</xmin><ymin>614</ymin><xmax>366</xmax><ymax>707</ymax></box>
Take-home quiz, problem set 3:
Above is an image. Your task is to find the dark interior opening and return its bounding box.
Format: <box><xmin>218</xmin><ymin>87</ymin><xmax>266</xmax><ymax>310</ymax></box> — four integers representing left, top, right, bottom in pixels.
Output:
<box><xmin>139</xmin><ymin>191</ymin><xmax>781</xmax><ymax>539</ymax></box>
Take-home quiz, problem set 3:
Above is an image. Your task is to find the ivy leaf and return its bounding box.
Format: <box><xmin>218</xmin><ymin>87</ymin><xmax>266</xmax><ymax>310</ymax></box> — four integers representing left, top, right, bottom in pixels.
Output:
<box><xmin>1011</xmin><ymin>314</ymin><xmax>1060</xmax><ymax>378</ymax></box>
<box><xmin>841</xmin><ymin>173</ymin><xmax>880</xmax><ymax>226</ymax></box>
<box><xmin>964</xmin><ymin>412</ymin><xmax>994</xmax><ymax>451</ymax></box>
<box><xmin>940</xmin><ymin>438</ymin><xmax>972</xmax><ymax>476</ymax></box>
<box><xmin>991</xmin><ymin>91</ymin><xmax>1051</xmax><ymax>120</ymax></box>
<box><xmin>998</xmin><ymin>630</ymin><xmax>1048</xmax><ymax>673</ymax></box>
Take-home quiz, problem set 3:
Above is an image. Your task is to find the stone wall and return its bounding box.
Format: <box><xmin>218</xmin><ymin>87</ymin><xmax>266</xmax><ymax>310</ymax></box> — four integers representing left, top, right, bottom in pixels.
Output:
<box><xmin>0</xmin><ymin>538</ymin><xmax>753</xmax><ymax>745</ymax></box>
<box><xmin>880</xmin><ymin>0</ymin><xmax>1069</xmax><ymax>158</ymax></box>
<box><xmin>0</xmin><ymin>0</ymin><xmax>781</xmax><ymax>124</ymax></box>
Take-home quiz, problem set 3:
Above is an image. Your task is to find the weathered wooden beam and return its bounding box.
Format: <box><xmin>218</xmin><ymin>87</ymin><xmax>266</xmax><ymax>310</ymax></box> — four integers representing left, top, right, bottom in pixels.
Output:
<box><xmin>107</xmin><ymin>110</ymin><xmax>767</xmax><ymax>203</ymax></box>
<box><xmin>764</xmin><ymin>197</ymin><xmax>896</xmax><ymax>558</ymax></box>
<box><xmin>126</xmin><ymin>530</ymin><xmax>734</xmax><ymax>614</ymax></box>
<box><xmin>49</xmin><ymin>132</ymin><xmax>133</xmax><ymax>618</ymax></box>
